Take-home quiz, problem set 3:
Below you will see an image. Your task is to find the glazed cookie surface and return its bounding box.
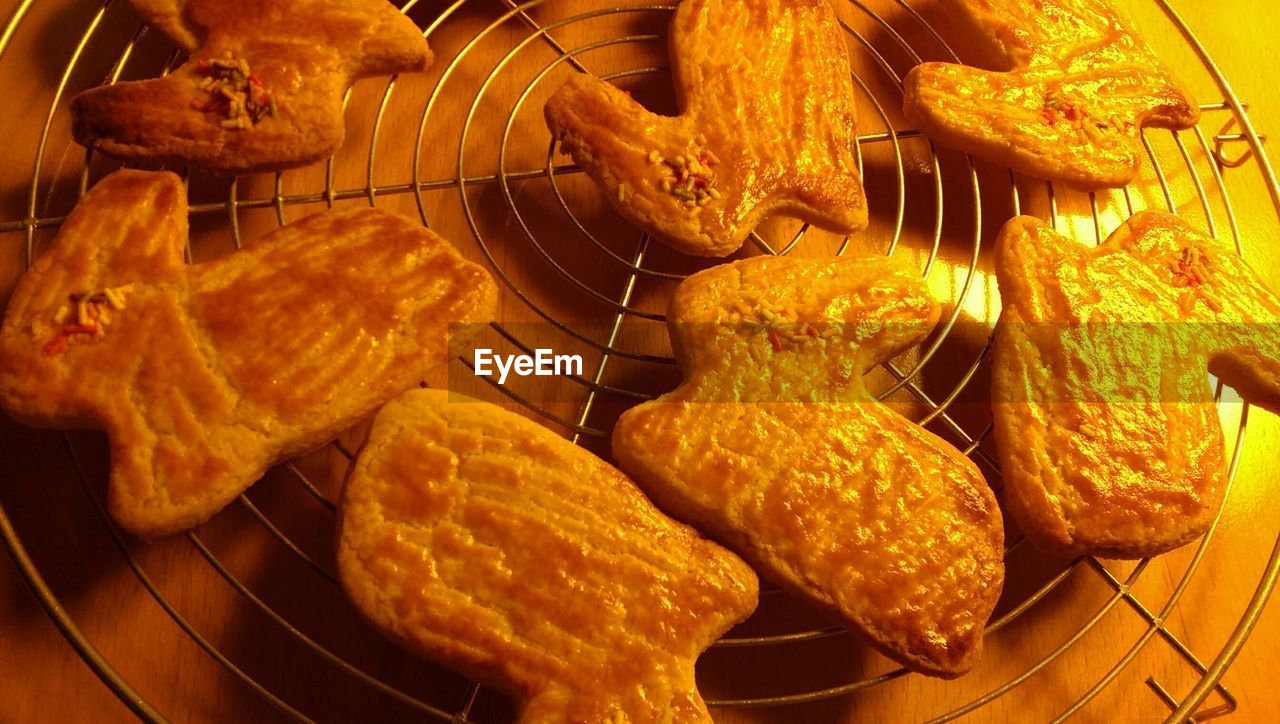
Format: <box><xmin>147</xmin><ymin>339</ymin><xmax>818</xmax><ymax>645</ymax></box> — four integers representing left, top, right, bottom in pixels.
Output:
<box><xmin>993</xmin><ymin>212</ymin><xmax>1280</xmax><ymax>558</ymax></box>
<box><xmin>338</xmin><ymin>390</ymin><xmax>758</xmax><ymax>723</ymax></box>
<box><xmin>0</xmin><ymin>170</ymin><xmax>496</xmax><ymax>537</ymax></box>
<box><xmin>613</xmin><ymin>255</ymin><xmax>1004</xmax><ymax>677</ymax></box>
<box><xmin>903</xmin><ymin>0</ymin><xmax>1199</xmax><ymax>188</ymax></box>
<box><xmin>545</xmin><ymin>0</ymin><xmax>868</xmax><ymax>257</ymax></box>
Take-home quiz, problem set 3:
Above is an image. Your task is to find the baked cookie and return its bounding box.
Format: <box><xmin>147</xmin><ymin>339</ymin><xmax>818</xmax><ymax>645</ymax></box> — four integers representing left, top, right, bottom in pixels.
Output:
<box><xmin>0</xmin><ymin>170</ymin><xmax>496</xmax><ymax>537</ymax></box>
<box><xmin>544</xmin><ymin>0</ymin><xmax>868</xmax><ymax>257</ymax></box>
<box><xmin>337</xmin><ymin>390</ymin><xmax>758</xmax><ymax>722</ymax></box>
<box><xmin>72</xmin><ymin>0</ymin><xmax>431</xmax><ymax>175</ymax></box>
<box><xmin>612</xmin><ymin>256</ymin><xmax>1004</xmax><ymax>677</ymax></box>
<box><xmin>993</xmin><ymin>212</ymin><xmax>1280</xmax><ymax>558</ymax></box>
<box><xmin>903</xmin><ymin>0</ymin><xmax>1199</xmax><ymax>189</ymax></box>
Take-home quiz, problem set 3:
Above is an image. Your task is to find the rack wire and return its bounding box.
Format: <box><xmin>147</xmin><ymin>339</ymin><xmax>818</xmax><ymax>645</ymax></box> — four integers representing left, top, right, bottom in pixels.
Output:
<box><xmin>1</xmin><ymin>0</ymin><xmax>1278</xmax><ymax>721</ymax></box>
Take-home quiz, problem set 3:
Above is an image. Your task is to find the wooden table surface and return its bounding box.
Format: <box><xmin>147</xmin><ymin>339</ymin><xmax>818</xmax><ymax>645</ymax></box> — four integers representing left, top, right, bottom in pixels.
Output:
<box><xmin>3</xmin><ymin>0</ymin><xmax>1280</xmax><ymax>722</ymax></box>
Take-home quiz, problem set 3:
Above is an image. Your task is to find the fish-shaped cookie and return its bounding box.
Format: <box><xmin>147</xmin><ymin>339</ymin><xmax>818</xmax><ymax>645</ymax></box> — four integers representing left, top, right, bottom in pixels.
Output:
<box><xmin>0</xmin><ymin>170</ymin><xmax>496</xmax><ymax>537</ymax></box>
<box><xmin>337</xmin><ymin>389</ymin><xmax>758</xmax><ymax>722</ymax></box>
<box><xmin>903</xmin><ymin>0</ymin><xmax>1199</xmax><ymax>189</ymax></box>
<box><xmin>544</xmin><ymin>0</ymin><xmax>868</xmax><ymax>257</ymax></box>
<box><xmin>612</xmin><ymin>256</ymin><xmax>1004</xmax><ymax>677</ymax></box>
<box><xmin>993</xmin><ymin>212</ymin><xmax>1280</xmax><ymax>558</ymax></box>
<box><xmin>72</xmin><ymin>0</ymin><xmax>431</xmax><ymax>175</ymax></box>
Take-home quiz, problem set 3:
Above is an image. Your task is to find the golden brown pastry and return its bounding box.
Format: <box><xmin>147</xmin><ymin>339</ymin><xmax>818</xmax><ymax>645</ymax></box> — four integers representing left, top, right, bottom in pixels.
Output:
<box><xmin>543</xmin><ymin>0</ymin><xmax>868</xmax><ymax>257</ymax></box>
<box><xmin>0</xmin><ymin>170</ymin><xmax>496</xmax><ymax>537</ymax></box>
<box><xmin>902</xmin><ymin>0</ymin><xmax>1199</xmax><ymax>189</ymax></box>
<box><xmin>337</xmin><ymin>390</ymin><xmax>758</xmax><ymax>723</ymax></box>
<box><xmin>612</xmin><ymin>256</ymin><xmax>1004</xmax><ymax>677</ymax></box>
<box><xmin>72</xmin><ymin>0</ymin><xmax>431</xmax><ymax>175</ymax></box>
<box><xmin>993</xmin><ymin>212</ymin><xmax>1280</xmax><ymax>558</ymax></box>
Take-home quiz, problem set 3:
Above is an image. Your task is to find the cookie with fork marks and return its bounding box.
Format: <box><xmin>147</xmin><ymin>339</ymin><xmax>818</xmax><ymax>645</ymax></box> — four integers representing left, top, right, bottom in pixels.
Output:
<box><xmin>0</xmin><ymin>170</ymin><xmax>495</xmax><ymax>537</ymax></box>
<box><xmin>338</xmin><ymin>389</ymin><xmax>758</xmax><ymax>722</ymax></box>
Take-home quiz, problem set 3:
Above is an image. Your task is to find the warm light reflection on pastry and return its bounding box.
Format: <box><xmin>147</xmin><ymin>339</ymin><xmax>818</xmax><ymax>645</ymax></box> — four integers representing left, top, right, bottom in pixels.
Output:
<box><xmin>337</xmin><ymin>390</ymin><xmax>758</xmax><ymax>723</ymax></box>
<box><xmin>544</xmin><ymin>0</ymin><xmax>868</xmax><ymax>257</ymax></box>
<box><xmin>0</xmin><ymin>170</ymin><xmax>496</xmax><ymax>537</ymax></box>
<box><xmin>613</xmin><ymin>255</ymin><xmax>1004</xmax><ymax>678</ymax></box>
<box><xmin>71</xmin><ymin>0</ymin><xmax>432</xmax><ymax>174</ymax></box>
<box><xmin>903</xmin><ymin>0</ymin><xmax>1199</xmax><ymax>189</ymax></box>
<box><xmin>992</xmin><ymin>211</ymin><xmax>1280</xmax><ymax>558</ymax></box>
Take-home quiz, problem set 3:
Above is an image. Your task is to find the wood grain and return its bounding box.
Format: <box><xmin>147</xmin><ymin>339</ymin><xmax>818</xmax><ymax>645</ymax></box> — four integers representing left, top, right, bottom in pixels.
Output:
<box><xmin>2</xmin><ymin>0</ymin><xmax>1280</xmax><ymax>722</ymax></box>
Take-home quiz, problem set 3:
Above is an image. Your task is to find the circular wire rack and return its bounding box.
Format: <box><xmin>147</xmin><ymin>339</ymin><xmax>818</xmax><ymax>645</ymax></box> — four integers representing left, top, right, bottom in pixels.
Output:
<box><xmin>1</xmin><ymin>0</ymin><xmax>1279</xmax><ymax>721</ymax></box>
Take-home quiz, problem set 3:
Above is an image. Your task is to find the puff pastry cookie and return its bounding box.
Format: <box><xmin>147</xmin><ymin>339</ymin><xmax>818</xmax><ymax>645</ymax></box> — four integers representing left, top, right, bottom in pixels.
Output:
<box><xmin>903</xmin><ymin>0</ymin><xmax>1199</xmax><ymax>188</ymax></box>
<box><xmin>338</xmin><ymin>390</ymin><xmax>758</xmax><ymax>723</ymax></box>
<box><xmin>612</xmin><ymin>256</ymin><xmax>1004</xmax><ymax>677</ymax></box>
<box><xmin>72</xmin><ymin>0</ymin><xmax>431</xmax><ymax>175</ymax></box>
<box><xmin>993</xmin><ymin>212</ymin><xmax>1280</xmax><ymax>558</ymax></box>
<box><xmin>0</xmin><ymin>170</ymin><xmax>496</xmax><ymax>537</ymax></box>
<box><xmin>544</xmin><ymin>0</ymin><xmax>868</xmax><ymax>257</ymax></box>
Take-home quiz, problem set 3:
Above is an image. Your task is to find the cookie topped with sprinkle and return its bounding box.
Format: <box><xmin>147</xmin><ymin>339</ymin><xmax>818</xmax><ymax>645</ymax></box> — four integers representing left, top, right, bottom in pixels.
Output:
<box><xmin>71</xmin><ymin>0</ymin><xmax>431</xmax><ymax>174</ymax></box>
<box><xmin>0</xmin><ymin>170</ymin><xmax>496</xmax><ymax>537</ymax></box>
<box><xmin>992</xmin><ymin>211</ymin><xmax>1280</xmax><ymax>558</ymax></box>
<box><xmin>545</xmin><ymin>0</ymin><xmax>868</xmax><ymax>257</ymax></box>
<box><xmin>903</xmin><ymin>0</ymin><xmax>1199</xmax><ymax>189</ymax></box>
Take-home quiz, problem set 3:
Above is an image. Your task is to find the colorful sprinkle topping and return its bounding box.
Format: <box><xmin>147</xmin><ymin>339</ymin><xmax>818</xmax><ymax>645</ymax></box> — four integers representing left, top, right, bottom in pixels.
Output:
<box><xmin>39</xmin><ymin>285</ymin><xmax>131</xmax><ymax>357</ymax></box>
<box><xmin>1041</xmin><ymin>91</ymin><xmax>1078</xmax><ymax>124</ymax></box>
<box><xmin>191</xmin><ymin>50</ymin><xmax>277</xmax><ymax>130</ymax></box>
<box><xmin>1171</xmin><ymin>246</ymin><xmax>1209</xmax><ymax>288</ymax></box>
<box><xmin>649</xmin><ymin>135</ymin><xmax>721</xmax><ymax>212</ymax></box>
<box><xmin>723</xmin><ymin>297</ymin><xmax>839</xmax><ymax>351</ymax></box>
<box><xmin>1170</xmin><ymin>245</ymin><xmax>1223</xmax><ymax>311</ymax></box>
<box><xmin>1041</xmin><ymin>91</ymin><xmax>1132</xmax><ymax>146</ymax></box>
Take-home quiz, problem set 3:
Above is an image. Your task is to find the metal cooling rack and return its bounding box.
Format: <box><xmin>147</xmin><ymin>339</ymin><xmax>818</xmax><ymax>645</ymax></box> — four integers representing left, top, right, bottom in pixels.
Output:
<box><xmin>1</xmin><ymin>0</ymin><xmax>1278</xmax><ymax>721</ymax></box>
